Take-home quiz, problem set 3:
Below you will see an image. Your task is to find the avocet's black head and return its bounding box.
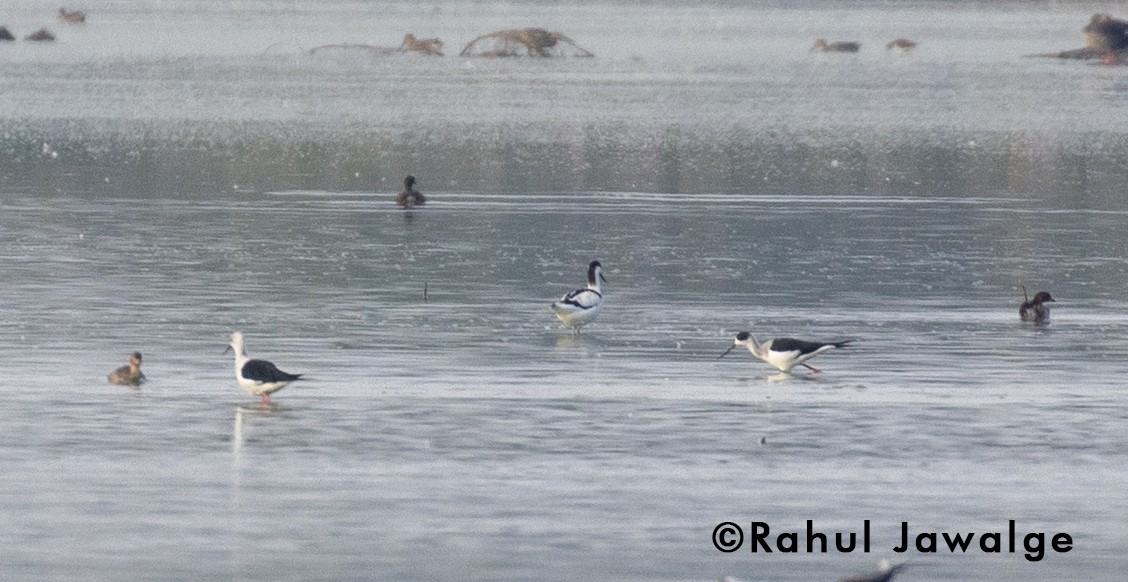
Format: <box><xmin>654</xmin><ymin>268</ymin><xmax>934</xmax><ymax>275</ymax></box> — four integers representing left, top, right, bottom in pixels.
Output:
<box><xmin>1032</xmin><ymin>291</ymin><xmax>1055</xmax><ymax>304</ymax></box>
<box><xmin>735</xmin><ymin>331</ymin><xmax>751</xmax><ymax>342</ymax></box>
<box><xmin>587</xmin><ymin>260</ymin><xmax>607</xmax><ymax>285</ymax></box>
<box><xmin>404</xmin><ymin>175</ymin><xmax>416</xmax><ymax>189</ymax></box>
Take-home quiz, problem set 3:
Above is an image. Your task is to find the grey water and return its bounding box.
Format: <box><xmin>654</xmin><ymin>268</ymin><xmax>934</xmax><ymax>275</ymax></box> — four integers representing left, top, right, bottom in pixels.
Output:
<box><xmin>1</xmin><ymin>1</ymin><xmax>1127</xmax><ymax>581</ymax></box>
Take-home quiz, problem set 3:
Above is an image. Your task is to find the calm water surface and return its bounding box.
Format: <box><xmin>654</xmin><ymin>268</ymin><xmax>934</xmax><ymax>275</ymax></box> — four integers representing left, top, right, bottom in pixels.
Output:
<box><xmin>1</xmin><ymin>1</ymin><xmax>1126</xmax><ymax>581</ymax></box>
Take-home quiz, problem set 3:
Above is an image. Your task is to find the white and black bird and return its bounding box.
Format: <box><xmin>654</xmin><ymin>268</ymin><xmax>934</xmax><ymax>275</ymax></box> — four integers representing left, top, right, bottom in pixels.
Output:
<box><xmin>551</xmin><ymin>260</ymin><xmax>607</xmax><ymax>334</ymax></box>
<box><xmin>225</xmin><ymin>331</ymin><xmax>302</xmax><ymax>404</ymax></box>
<box><xmin>719</xmin><ymin>330</ymin><xmax>853</xmax><ymax>373</ymax></box>
<box><xmin>838</xmin><ymin>560</ymin><xmax>910</xmax><ymax>582</ymax></box>
<box><xmin>1019</xmin><ymin>286</ymin><xmax>1055</xmax><ymax>324</ymax></box>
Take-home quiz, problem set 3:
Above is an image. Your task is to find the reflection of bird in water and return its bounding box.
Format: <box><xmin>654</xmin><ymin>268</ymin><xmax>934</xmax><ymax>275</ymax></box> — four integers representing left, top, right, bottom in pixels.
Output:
<box><xmin>107</xmin><ymin>351</ymin><xmax>146</xmax><ymax>386</ymax></box>
<box><xmin>551</xmin><ymin>260</ymin><xmax>607</xmax><ymax>334</ymax></box>
<box><xmin>812</xmin><ymin>38</ymin><xmax>861</xmax><ymax>52</ymax></box>
<box><xmin>720</xmin><ymin>331</ymin><xmax>853</xmax><ymax>374</ymax></box>
<box><xmin>886</xmin><ymin>38</ymin><xmax>917</xmax><ymax>51</ymax></box>
<box><xmin>232</xmin><ymin>404</ymin><xmax>280</xmax><ymax>453</ymax></box>
<box><xmin>1019</xmin><ymin>286</ymin><xmax>1055</xmax><ymax>324</ymax></box>
<box><xmin>395</xmin><ymin>175</ymin><xmax>426</xmax><ymax>208</ymax></box>
<box><xmin>838</xmin><ymin>560</ymin><xmax>910</xmax><ymax>582</ymax></box>
<box><xmin>226</xmin><ymin>332</ymin><xmax>303</xmax><ymax>405</ymax></box>
<box><xmin>1083</xmin><ymin>14</ymin><xmax>1128</xmax><ymax>64</ymax></box>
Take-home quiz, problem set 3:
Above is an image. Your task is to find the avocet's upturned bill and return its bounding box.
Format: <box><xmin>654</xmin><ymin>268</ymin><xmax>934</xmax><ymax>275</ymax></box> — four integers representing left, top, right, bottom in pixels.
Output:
<box><xmin>551</xmin><ymin>260</ymin><xmax>607</xmax><ymax>334</ymax></box>
<box><xmin>719</xmin><ymin>331</ymin><xmax>853</xmax><ymax>374</ymax></box>
<box><xmin>225</xmin><ymin>331</ymin><xmax>302</xmax><ymax>404</ymax></box>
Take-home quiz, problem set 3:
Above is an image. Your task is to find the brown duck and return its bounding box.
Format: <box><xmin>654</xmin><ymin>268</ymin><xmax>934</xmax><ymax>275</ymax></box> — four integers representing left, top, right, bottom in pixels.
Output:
<box><xmin>1083</xmin><ymin>14</ymin><xmax>1128</xmax><ymax>64</ymax></box>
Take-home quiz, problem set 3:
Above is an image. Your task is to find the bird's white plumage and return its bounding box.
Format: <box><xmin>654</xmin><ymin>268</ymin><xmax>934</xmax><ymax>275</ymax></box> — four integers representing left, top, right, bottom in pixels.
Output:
<box><xmin>720</xmin><ymin>331</ymin><xmax>852</xmax><ymax>373</ymax></box>
<box><xmin>226</xmin><ymin>331</ymin><xmax>301</xmax><ymax>403</ymax></box>
<box><xmin>757</xmin><ymin>338</ymin><xmax>837</xmax><ymax>371</ymax></box>
<box><xmin>552</xmin><ymin>260</ymin><xmax>607</xmax><ymax>333</ymax></box>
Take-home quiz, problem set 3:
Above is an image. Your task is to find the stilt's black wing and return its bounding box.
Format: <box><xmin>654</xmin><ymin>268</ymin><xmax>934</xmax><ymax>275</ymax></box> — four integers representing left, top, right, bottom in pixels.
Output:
<box><xmin>242</xmin><ymin>359</ymin><xmax>301</xmax><ymax>383</ymax></box>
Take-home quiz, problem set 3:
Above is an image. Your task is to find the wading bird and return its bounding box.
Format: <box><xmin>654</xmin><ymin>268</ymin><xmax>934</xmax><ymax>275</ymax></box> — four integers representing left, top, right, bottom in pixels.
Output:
<box><xmin>719</xmin><ymin>331</ymin><xmax>853</xmax><ymax>373</ymax></box>
<box><xmin>226</xmin><ymin>332</ymin><xmax>303</xmax><ymax>405</ymax></box>
<box><xmin>551</xmin><ymin>260</ymin><xmax>607</xmax><ymax>334</ymax></box>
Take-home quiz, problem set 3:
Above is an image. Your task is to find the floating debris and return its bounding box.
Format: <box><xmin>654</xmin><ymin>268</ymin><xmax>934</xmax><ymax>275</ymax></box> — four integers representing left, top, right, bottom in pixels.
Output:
<box><xmin>460</xmin><ymin>27</ymin><xmax>593</xmax><ymax>58</ymax></box>
<box><xmin>811</xmin><ymin>38</ymin><xmax>860</xmax><ymax>53</ymax></box>
<box><xmin>307</xmin><ymin>43</ymin><xmax>398</xmax><ymax>56</ymax></box>
<box><xmin>1026</xmin><ymin>47</ymin><xmax>1103</xmax><ymax>60</ymax></box>
<box><xmin>400</xmin><ymin>33</ymin><xmax>443</xmax><ymax>56</ymax></box>
<box><xmin>838</xmin><ymin>560</ymin><xmax>910</xmax><ymax>582</ymax></box>
<box><xmin>58</xmin><ymin>7</ymin><xmax>86</xmax><ymax>24</ymax></box>
<box><xmin>24</xmin><ymin>28</ymin><xmax>56</xmax><ymax>42</ymax></box>
<box><xmin>885</xmin><ymin>38</ymin><xmax>916</xmax><ymax>51</ymax></box>
<box><xmin>307</xmin><ymin>33</ymin><xmax>445</xmax><ymax>57</ymax></box>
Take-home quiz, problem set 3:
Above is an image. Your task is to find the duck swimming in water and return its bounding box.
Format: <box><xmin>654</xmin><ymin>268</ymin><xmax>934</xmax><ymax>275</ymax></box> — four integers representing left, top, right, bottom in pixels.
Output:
<box><xmin>395</xmin><ymin>175</ymin><xmax>426</xmax><ymax>208</ymax></box>
<box><xmin>1083</xmin><ymin>14</ymin><xmax>1128</xmax><ymax>64</ymax></box>
<box><xmin>107</xmin><ymin>352</ymin><xmax>146</xmax><ymax>386</ymax></box>
<box><xmin>1019</xmin><ymin>287</ymin><xmax>1055</xmax><ymax>324</ymax></box>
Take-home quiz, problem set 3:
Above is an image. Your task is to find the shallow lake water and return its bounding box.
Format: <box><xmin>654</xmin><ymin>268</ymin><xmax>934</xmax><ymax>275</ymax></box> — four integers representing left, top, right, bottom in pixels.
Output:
<box><xmin>1</xmin><ymin>1</ymin><xmax>1127</xmax><ymax>581</ymax></box>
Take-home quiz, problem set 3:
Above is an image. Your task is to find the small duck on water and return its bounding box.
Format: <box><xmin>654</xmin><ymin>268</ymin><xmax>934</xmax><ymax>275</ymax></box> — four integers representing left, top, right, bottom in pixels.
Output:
<box><xmin>1019</xmin><ymin>286</ymin><xmax>1055</xmax><ymax>324</ymax></box>
<box><xmin>107</xmin><ymin>352</ymin><xmax>146</xmax><ymax>386</ymax></box>
<box><xmin>1082</xmin><ymin>13</ymin><xmax>1128</xmax><ymax>65</ymax></box>
<box><xmin>395</xmin><ymin>174</ymin><xmax>426</xmax><ymax>208</ymax></box>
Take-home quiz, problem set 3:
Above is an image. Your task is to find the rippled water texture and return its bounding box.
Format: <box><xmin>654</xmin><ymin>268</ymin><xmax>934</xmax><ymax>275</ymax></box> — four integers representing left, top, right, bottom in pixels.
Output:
<box><xmin>1</xmin><ymin>1</ymin><xmax>1127</xmax><ymax>581</ymax></box>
